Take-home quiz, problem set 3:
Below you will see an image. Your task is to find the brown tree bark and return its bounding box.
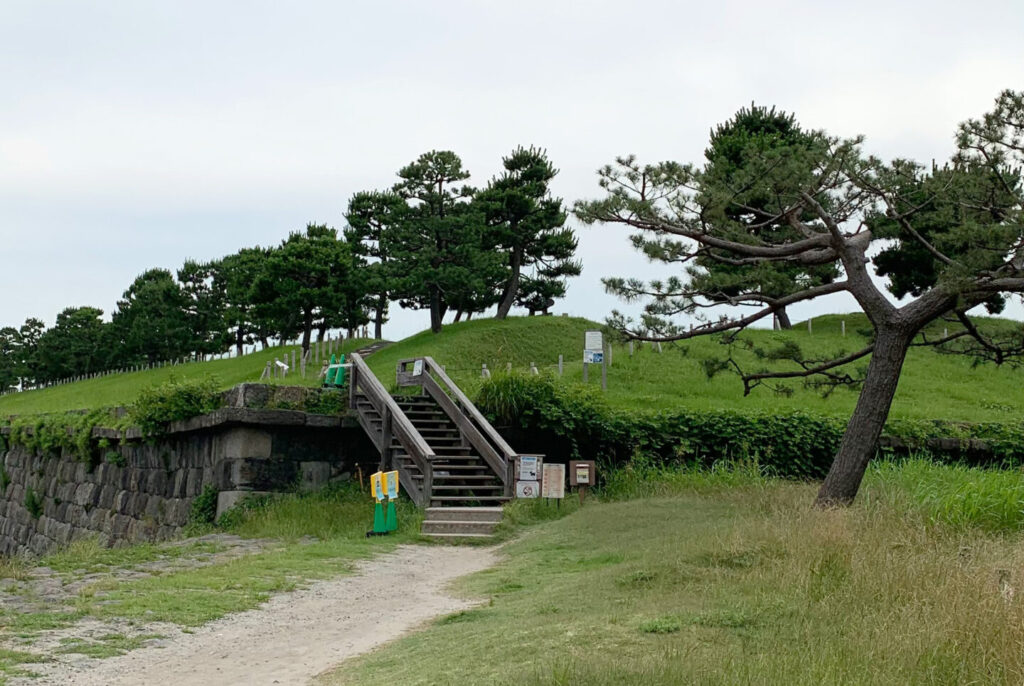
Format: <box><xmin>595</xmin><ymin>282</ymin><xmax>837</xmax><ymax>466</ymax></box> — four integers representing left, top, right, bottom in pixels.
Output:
<box><xmin>373</xmin><ymin>294</ymin><xmax>386</xmax><ymax>340</ymax></box>
<box><xmin>776</xmin><ymin>306</ymin><xmax>792</xmax><ymax>329</ymax></box>
<box><xmin>496</xmin><ymin>247</ymin><xmax>523</xmax><ymax>320</ymax></box>
<box><xmin>301</xmin><ymin>308</ymin><xmax>314</xmax><ymax>354</ymax></box>
<box><xmin>815</xmin><ymin>327</ymin><xmax>912</xmax><ymax>505</ymax></box>
<box><xmin>429</xmin><ymin>287</ymin><xmax>443</xmax><ymax>333</ymax></box>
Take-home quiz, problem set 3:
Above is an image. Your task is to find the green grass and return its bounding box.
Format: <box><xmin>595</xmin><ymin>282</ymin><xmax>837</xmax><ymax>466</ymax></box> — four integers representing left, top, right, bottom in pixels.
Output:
<box><xmin>0</xmin><ymin>481</ymin><xmax>424</xmax><ymax>681</ymax></box>
<box><xmin>56</xmin><ymin>633</ymin><xmax>162</xmax><ymax>659</ymax></box>
<box><xmin>368</xmin><ymin>314</ymin><xmax>1024</xmax><ymax>423</ymax></box>
<box><xmin>0</xmin><ymin>647</ymin><xmax>47</xmax><ymax>683</ymax></box>
<box><xmin>3</xmin><ymin>314</ymin><xmax>1024</xmax><ymax>423</ymax></box>
<box><xmin>70</xmin><ymin>484</ymin><xmax>423</xmax><ymax>626</ymax></box>
<box><xmin>40</xmin><ymin>538</ymin><xmax>224</xmax><ymax>575</ymax></box>
<box><xmin>0</xmin><ymin>558</ymin><xmax>29</xmax><ymax>582</ymax></box>
<box><xmin>319</xmin><ymin>463</ymin><xmax>1024</xmax><ymax>685</ymax></box>
<box><xmin>864</xmin><ymin>458</ymin><xmax>1024</xmax><ymax>532</ymax></box>
<box><xmin>0</xmin><ymin>338</ymin><xmax>372</xmax><ymax>416</ymax></box>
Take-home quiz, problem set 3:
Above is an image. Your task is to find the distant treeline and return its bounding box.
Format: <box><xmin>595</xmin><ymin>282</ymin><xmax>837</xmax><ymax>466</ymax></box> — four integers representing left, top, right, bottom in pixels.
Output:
<box><xmin>0</xmin><ymin>147</ymin><xmax>580</xmax><ymax>392</ymax></box>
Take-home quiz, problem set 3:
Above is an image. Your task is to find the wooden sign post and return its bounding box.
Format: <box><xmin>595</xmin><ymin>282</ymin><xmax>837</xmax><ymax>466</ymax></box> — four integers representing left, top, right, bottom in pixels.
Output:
<box><xmin>570</xmin><ymin>460</ymin><xmax>597</xmax><ymax>504</ymax></box>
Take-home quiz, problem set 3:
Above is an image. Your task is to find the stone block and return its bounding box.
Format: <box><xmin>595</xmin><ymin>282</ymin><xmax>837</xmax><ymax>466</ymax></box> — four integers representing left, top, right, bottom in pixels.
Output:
<box><xmin>74</xmin><ymin>483</ymin><xmax>99</xmax><ymax>507</ymax></box>
<box><xmin>221</xmin><ymin>427</ymin><xmax>273</xmax><ymax>460</ymax></box>
<box><xmin>299</xmin><ymin>461</ymin><xmax>332</xmax><ymax>491</ymax></box>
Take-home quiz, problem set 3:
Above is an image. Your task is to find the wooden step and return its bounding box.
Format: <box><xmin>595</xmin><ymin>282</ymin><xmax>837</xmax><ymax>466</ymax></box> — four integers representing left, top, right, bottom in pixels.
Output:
<box><xmin>421</xmin><ymin>520</ymin><xmax>498</xmax><ymax>536</ymax></box>
<box><xmin>429</xmin><ymin>495</ymin><xmax>511</xmax><ymax>504</ymax></box>
<box><xmin>433</xmin><ymin>474</ymin><xmax>500</xmax><ymax>481</ymax></box>
<box><xmin>420</xmin><ymin>531</ymin><xmax>496</xmax><ymax>540</ymax></box>
<box><xmin>424</xmin><ymin>506</ymin><xmax>504</xmax><ymax>522</ymax></box>
<box><xmin>431</xmin><ymin>484</ymin><xmax>504</xmax><ymax>491</ymax></box>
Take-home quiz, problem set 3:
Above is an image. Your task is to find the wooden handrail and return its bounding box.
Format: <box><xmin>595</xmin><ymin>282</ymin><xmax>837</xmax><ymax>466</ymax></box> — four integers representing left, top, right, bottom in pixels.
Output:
<box><xmin>418</xmin><ymin>371</ymin><xmax>508</xmax><ymax>483</ymax></box>
<box><xmin>396</xmin><ymin>356</ymin><xmax>517</xmax><ymax>461</ymax></box>
<box><xmin>350</xmin><ymin>353</ymin><xmax>435</xmax><ymax>506</ymax></box>
<box><xmin>351</xmin><ymin>353</ymin><xmax>435</xmax><ymax>460</ymax></box>
<box><xmin>424</xmin><ymin>357</ymin><xmax>517</xmax><ymax>459</ymax></box>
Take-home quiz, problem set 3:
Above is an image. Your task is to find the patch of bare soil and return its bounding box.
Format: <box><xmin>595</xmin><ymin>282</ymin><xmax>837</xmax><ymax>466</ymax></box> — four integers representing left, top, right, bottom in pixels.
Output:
<box><xmin>15</xmin><ymin>544</ymin><xmax>496</xmax><ymax>686</ymax></box>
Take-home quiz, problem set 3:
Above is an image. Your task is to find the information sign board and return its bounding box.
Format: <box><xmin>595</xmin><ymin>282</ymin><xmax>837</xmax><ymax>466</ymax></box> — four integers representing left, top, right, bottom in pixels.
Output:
<box><xmin>570</xmin><ymin>460</ymin><xmax>597</xmax><ymax>486</ymax></box>
<box><xmin>371</xmin><ymin>471</ymin><xmax>385</xmax><ymax>502</ymax></box>
<box><xmin>541</xmin><ymin>463</ymin><xmax>566</xmax><ymax>499</ymax></box>
<box><xmin>584</xmin><ymin>350</ymin><xmax>604</xmax><ymax>364</ymax></box>
<box><xmin>516</xmin><ymin>480</ymin><xmax>540</xmax><ymax>498</ymax></box>
<box><xmin>384</xmin><ymin>470</ymin><xmax>399</xmax><ymax>499</ymax></box>
<box><xmin>584</xmin><ymin>330</ymin><xmax>604</xmax><ymax>353</ymax></box>
<box><xmin>518</xmin><ymin>455</ymin><xmax>539</xmax><ymax>481</ymax></box>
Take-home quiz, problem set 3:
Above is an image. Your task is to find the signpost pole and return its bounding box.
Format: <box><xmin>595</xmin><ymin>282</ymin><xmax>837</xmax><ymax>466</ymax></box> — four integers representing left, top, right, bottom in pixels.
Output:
<box><xmin>601</xmin><ymin>358</ymin><xmax>607</xmax><ymax>391</ymax></box>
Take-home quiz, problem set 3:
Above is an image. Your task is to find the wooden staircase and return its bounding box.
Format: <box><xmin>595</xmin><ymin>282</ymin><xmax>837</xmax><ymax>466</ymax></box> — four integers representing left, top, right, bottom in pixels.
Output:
<box><xmin>348</xmin><ymin>354</ymin><xmax>518</xmax><ymax>538</ymax></box>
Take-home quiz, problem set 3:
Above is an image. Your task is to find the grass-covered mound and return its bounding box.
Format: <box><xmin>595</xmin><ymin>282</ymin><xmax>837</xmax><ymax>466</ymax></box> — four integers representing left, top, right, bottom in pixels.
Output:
<box><xmin>2</xmin><ymin>313</ymin><xmax>1023</xmax><ymax>425</ymax></box>
<box><xmin>0</xmin><ymin>339</ymin><xmax>371</xmax><ymax>417</ymax></box>
<box><xmin>370</xmin><ymin>314</ymin><xmax>1024</xmax><ymax>424</ymax></box>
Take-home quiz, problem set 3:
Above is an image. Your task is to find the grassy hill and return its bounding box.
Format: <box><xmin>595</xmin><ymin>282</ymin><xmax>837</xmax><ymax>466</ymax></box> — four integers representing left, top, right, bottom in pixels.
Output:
<box><xmin>0</xmin><ymin>339</ymin><xmax>371</xmax><ymax>417</ymax></box>
<box><xmin>368</xmin><ymin>314</ymin><xmax>1024</xmax><ymax>424</ymax></box>
<box><xmin>2</xmin><ymin>313</ymin><xmax>1024</xmax><ymax>424</ymax></box>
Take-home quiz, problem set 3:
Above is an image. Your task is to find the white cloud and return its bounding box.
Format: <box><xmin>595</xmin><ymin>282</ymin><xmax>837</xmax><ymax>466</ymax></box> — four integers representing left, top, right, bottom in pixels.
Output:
<box><xmin>1</xmin><ymin>0</ymin><xmax>1021</xmax><ymax>338</ymax></box>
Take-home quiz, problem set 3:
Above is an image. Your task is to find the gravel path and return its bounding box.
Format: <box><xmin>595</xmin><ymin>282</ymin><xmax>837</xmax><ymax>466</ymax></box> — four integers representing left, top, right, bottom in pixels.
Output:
<box><xmin>27</xmin><ymin>544</ymin><xmax>497</xmax><ymax>686</ymax></box>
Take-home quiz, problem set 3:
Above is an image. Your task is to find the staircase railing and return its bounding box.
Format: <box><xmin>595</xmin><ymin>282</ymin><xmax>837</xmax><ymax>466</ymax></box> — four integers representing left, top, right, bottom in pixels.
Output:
<box><xmin>349</xmin><ymin>353</ymin><xmax>435</xmax><ymax>506</ymax></box>
<box><xmin>396</xmin><ymin>357</ymin><xmax>516</xmax><ymax>495</ymax></box>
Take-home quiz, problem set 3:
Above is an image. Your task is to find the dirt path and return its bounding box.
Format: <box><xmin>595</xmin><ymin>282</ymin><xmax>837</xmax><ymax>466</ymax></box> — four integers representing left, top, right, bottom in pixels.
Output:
<box><xmin>27</xmin><ymin>544</ymin><xmax>497</xmax><ymax>686</ymax></box>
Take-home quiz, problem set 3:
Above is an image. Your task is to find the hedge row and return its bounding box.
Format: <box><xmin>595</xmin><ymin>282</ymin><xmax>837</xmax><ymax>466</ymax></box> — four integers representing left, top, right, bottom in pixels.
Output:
<box><xmin>476</xmin><ymin>373</ymin><xmax>1024</xmax><ymax>479</ymax></box>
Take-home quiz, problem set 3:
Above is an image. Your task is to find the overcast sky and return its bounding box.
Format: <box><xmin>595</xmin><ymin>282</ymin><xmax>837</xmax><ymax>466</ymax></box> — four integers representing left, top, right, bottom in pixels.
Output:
<box><xmin>2</xmin><ymin>1</ymin><xmax>1023</xmax><ymax>341</ymax></box>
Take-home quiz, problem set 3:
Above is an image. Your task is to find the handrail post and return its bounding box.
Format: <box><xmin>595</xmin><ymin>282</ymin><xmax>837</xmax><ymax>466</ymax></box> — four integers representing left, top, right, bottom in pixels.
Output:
<box><xmin>348</xmin><ymin>362</ymin><xmax>358</xmax><ymax>409</ymax></box>
<box><xmin>422</xmin><ymin>460</ymin><xmax>433</xmax><ymax>507</ymax></box>
<box><xmin>380</xmin><ymin>406</ymin><xmax>393</xmax><ymax>471</ymax></box>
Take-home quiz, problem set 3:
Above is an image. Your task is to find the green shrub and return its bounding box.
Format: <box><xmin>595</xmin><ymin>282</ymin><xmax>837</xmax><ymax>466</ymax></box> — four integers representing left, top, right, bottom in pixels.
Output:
<box><xmin>129</xmin><ymin>377</ymin><xmax>222</xmax><ymax>437</ymax></box>
<box><xmin>24</xmin><ymin>486</ymin><xmax>43</xmax><ymax>518</ymax></box>
<box><xmin>189</xmin><ymin>485</ymin><xmax>219</xmax><ymax>526</ymax></box>
<box><xmin>4</xmin><ymin>408</ymin><xmax>114</xmax><ymax>463</ymax></box>
<box><xmin>302</xmin><ymin>389</ymin><xmax>348</xmax><ymax>415</ymax></box>
<box><xmin>477</xmin><ymin>372</ymin><xmax>1024</xmax><ymax>480</ymax></box>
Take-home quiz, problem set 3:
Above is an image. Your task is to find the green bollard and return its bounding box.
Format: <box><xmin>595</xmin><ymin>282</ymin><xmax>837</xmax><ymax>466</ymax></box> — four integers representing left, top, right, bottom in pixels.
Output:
<box><xmin>325</xmin><ymin>354</ymin><xmax>337</xmax><ymax>386</ymax></box>
<box><xmin>336</xmin><ymin>354</ymin><xmax>346</xmax><ymax>387</ymax></box>
<box><xmin>385</xmin><ymin>499</ymin><xmax>397</xmax><ymax>532</ymax></box>
<box><xmin>372</xmin><ymin>501</ymin><xmax>387</xmax><ymax>534</ymax></box>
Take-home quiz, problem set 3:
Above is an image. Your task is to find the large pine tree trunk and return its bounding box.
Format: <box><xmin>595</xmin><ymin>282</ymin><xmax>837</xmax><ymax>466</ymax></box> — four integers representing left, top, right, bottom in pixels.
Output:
<box><xmin>374</xmin><ymin>294</ymin><xmax>386</xmax><ymax>340</ymax></box>
<box><xmin>301</xmin><ymin>309</ymin><xmax>314</xmax><ymax>354</ymax></box>
<box><xmin>496</xmin><ymin>247</ymin><xmax>524</xmax><ymax>320</ymax></box>
<box><xmin>776</xmin><ymin>307</ymin><xmax>793</xmax><ymax>330</ymax></box>
<box><xmin>235</xmin><ymin>327</ymin><xmax>244</xmax><ymax>356</ymax></box>
<box><xmin>815</xmin><ymin>329</ymin><xmax>913</xmax><ymax>506</ymax></box>
<box><xmin>429</xmin><ymin>287</ymin><xmax>443</xmax><ymax>334</ymax></box>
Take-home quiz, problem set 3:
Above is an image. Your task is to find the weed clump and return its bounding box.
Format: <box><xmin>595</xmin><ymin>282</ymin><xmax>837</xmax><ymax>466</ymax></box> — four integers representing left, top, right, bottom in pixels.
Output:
<box><xmin>130</xmin><ymin>376</ymin><xmax>222</xmax><ymax>437</ymax></box>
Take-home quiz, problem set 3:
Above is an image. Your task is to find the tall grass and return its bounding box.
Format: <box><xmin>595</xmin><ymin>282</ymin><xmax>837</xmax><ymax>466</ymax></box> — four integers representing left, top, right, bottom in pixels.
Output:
<box><xmin>326</xmin><ymin>467</ymin><xmax>1024</xmax><ymax>685</ymax></box>
<box><xmin>217</xmin><ymin>481</ymin><xmax>423</xmax><ymax>541</ymax></box>
<box><xmin>598</xmin><ymin>455</ymin><xmax>774</xmax><ymax>501</ymax></box>
<box><xmin>864</xmin><ymin>457</ymin><xmax>1024</xmax><ymax>533</ymax></box>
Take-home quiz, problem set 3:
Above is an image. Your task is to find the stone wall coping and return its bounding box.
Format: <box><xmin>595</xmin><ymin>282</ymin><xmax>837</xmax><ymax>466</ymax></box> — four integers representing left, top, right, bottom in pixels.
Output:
<box><xmin>1</xmin><ymin>407</ymin><xmax>359</xmax><ymax>441</ymax></box>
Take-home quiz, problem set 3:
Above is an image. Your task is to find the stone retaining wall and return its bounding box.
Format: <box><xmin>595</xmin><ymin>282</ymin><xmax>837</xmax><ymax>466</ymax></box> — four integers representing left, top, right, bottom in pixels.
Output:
<box><xmin>0</xmin><ymin>402</ymin><xmax>377</xmax><ymax>556</ymax></box>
